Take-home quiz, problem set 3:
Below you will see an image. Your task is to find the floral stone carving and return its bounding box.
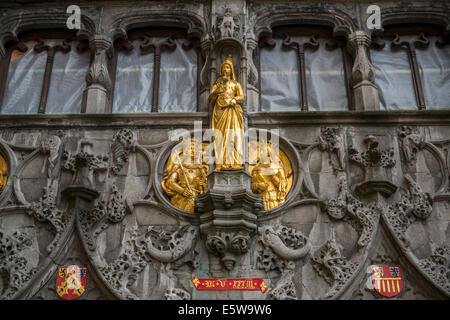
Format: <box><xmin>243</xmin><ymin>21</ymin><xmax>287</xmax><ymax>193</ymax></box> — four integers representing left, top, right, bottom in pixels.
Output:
<box><xmin>0</xmin><ymin>230</ymin><xmax>37</xmax><ymax>299</ymax></box>
<box><xmin>349</xmin><ymin>135</ymin><xmax>397</xmax><ymax>197</ymax></box>
<box><xmin>384</xmin><ymin>174</ymin><xmax>433</xmax><ymax>246</ymax></box>
<box><xmin>325</xmin><ymin>175</ymin><xmax>378</xmax><ymax>247</ymax></box>
<box><xmin>311</xmin><ymin>229</ymin><xmax>358</xmax><ymax>299</ymax></box>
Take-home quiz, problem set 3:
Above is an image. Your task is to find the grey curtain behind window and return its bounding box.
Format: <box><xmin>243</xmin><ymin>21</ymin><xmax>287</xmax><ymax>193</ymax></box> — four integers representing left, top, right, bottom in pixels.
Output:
<box><xmin>371</xmin><ymin>36</ymin><xmax>419</xmax><ymax>110</ymax></box>
<box><xmin>113</xmin><ymin>40</ymin><xmax>154</xmax><ymax>113</ymax></box>
<box><xmin>46</xmin><ymin>42</ymin><xmax>90</xmax><ymax>113</ymax></box>
<box><xmin>159</xmin><ymin>39</ymin><xmax>197</xmax><ymax>112</ymax></box>
<box><xmin>260</xmin><ymin>39</ymin><xmax>300</xmax><ymax>111</ymax></box>
<box><xmin>416</xmin><ymin>36</ymin><xmax>450</xmax><ymax>110</ymax></box>
<box><xmin>305</xmin><ymin>37</ymin><xmax>347</xmax><ymax>111</ymax></box>
<box><xmin>113</xmin><ymin>38</ymin><xmax>197</xmax><ymax>113</ymax></box>
<box><xmin>260</xmin><ymin>37</ymin><xmax>347</xmax><ymax>111</ymax></box>
<box><xmin>1</xmin><ymin>41</ymin><xmax>45</xmax><ymax>114</ymax></box>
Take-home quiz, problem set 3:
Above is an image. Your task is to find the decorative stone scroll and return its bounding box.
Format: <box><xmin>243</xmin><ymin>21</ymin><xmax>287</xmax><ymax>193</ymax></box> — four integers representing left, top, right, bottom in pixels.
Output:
<box><xmin>111</xmin><ymin>129</ymin><xmax>136</xmax><ymax>175</ymax></box>
<box><xmin>80</xmin><ymin>185</ymin><xmax>129</xmax><ymax>251</ymax></box>
<box><xmin>418</xmin><ymin>245</ymin><xmax>449</xmax><ymax>293</ymax></box>
<box><xmin>26</xmin><ymin>181</ymin><xmax>65</xmax><ymax>253</ymax></box>
<box><xmin>257</xmin><ymin>224</ymin><xmax>310</xmax><ymax>273</ymax></box>
<box><xmin>324</xmin><ymin>175</ymin><xmax>377</xmax><ymax>247</ymax></box>
<box><xmin>318</xmin><ymin>127</ymin><xmax>346</xmax><ymax>171</ymax></box>
<box><xmin>397</xmin><ymin>126</ymin><xmax>425</xmax><ymax>165</ymax></box>
<box><xmin>384</xmin><ymin>174</ymin><xmax>433</xmax><ymax>245</ymax></box>
<box><xmin>311</xmin><ymin>229</ymin><xmax>358</xmax><ymax>299</ymax></box>
<box><xmin>100</xmin><ymin>227</ymin><xmax>149</xmax><ymax>300</ymax></box>
<box><xmin>0</xmin><ymin>229</ymin><xmax>37</xmax><ymax>299</ymax></box>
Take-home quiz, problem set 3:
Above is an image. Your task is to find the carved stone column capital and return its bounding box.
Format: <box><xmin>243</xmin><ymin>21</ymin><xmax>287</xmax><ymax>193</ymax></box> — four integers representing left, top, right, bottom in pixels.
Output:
<box><xmin>347</xmin><ymin>31</ymin><xmax>372</xmax><ymax>56</ymax></box>
<box><xmin>83</xmin><ymin>35</ymin><xmax>113</xmax><ymax>113</ymax></box>
<box><xmin>347</xmin><ymin>31</ymin><xmax>379</xmax><ymax>111</ymax></box>
<box><xmin>89</xmin><ymin>35</ymin><xmax>113</xmax><ymax>53</ymax></box>
<box><xmin>86</xmin><ymin>35</ymin><xmax>112</xmax><ymax>90</ymax></box>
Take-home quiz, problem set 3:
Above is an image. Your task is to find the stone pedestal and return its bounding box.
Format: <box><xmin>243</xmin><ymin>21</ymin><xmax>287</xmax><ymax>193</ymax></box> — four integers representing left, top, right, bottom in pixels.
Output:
<box><xmin>353</xmin><ymin>81</ymin><xmax>379</xmax><ymax>111</ymax></box>
<box><xmin>61</xmin><ymin>185</ymin><xmax>100</xmax><ymax>212</ymax></box>
<box><xmin>195</xmin><ymin>170</ymin><xmax>263</xmax><ymax>270</ymax></box>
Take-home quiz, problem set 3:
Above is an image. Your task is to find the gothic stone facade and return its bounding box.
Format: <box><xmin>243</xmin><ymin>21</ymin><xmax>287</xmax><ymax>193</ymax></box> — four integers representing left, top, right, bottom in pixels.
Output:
<box><xmin>0</xmin><ymin>0</ymin><xmax>449</xmax><ymax>300</ymax></box>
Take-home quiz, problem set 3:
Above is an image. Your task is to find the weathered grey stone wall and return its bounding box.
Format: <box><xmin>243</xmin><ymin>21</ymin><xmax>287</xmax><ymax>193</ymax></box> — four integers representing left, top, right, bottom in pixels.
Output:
<box><xmin>0</xmin><ymin>0</ymin><xmax>448</xmax><ymax>300</ymax></box>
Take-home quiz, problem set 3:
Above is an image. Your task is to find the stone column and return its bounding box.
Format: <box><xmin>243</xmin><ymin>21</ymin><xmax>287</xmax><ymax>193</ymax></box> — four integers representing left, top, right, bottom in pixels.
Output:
<box><xmin>347</xmin><ymin>31</ymin><xmax>380</xmax><ymax>111</ymax></box>
<box><xmin>83</xmin><ymin>35</ymin><xmax>112</xmax><ymax>113</ymax></box>
<box><xmin>245</xmin><ymin>30</ymin><xmax>260</xmax><ymax>112</ymax></box>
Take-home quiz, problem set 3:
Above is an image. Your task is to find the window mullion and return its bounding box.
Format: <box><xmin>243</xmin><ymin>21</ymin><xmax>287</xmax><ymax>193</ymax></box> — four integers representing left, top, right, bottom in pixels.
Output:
<box><xmin>341</xmin><ymin>47</ymin><xmax>354</xmax><ymax>111</ymax></box>
<box><xmin>283</xmin><ymin>35</ymin><xmax>319</xmax><ymax>111</ymax></box>
<box><xmin>140</xmin><ymin>36</ymin><xmax>176</xmax><ymax>112</ymax></box>
<box><xmin>392</xmin><ymin>33</ymin><xmax>429</xmax><ymax>110</ymax></box>
<box><xmin>34</xmin><ymin>39</ymin><xmax>70</xmax><ymax>114</ymax></box>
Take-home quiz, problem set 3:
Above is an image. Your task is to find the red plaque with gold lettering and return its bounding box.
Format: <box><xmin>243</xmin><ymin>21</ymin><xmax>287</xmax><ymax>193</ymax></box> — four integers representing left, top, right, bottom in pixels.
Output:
<box><xmin>192</xmin><ymin>276</ymin><xmax>268</xmax><ymax>293</ymax></box>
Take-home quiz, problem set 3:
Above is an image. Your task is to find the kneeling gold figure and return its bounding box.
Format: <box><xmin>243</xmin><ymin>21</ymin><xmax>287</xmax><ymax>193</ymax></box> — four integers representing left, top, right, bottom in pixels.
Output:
<box><xmin>250</xmin><ymin>143</ymin><xmax>292</xmax><ymax>210</ymax></box>
<box><xmin>161</xmin><ymin>140</ymin><xmax>209</xmax><ymax>213</ymax></box>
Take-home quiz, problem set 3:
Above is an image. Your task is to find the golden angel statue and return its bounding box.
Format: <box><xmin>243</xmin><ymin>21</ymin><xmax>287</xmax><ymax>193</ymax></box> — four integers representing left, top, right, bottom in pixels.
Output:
<box><xmin>208</xmin><ymin>54</ymin><xmax>244</xmax><ymax>170</ymax></box>
<box><xmin>161</xmin><ymin>140</ymin><xmax>209</xmax><ymax>213</ymax></box>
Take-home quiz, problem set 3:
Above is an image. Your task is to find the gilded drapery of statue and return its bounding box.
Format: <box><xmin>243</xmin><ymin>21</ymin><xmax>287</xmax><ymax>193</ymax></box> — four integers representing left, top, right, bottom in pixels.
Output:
<box><xmin>207</xmin><ymin>54</ymin><xmax>244</xmax><ymax>170</ymax></box>
<box><xmin>249</xmin><ymin>143</ymin><xmax>293</xmax><ymax>210</ymax></box>
<box><xmin>161</xmin><ymin>140</ymin><xmax>209</xmax><ymax>213</ymax></box>
<box><xmin>0</xmin><ymin>154</ymin><xmax>7</xmax><ymax>193</ymax></box>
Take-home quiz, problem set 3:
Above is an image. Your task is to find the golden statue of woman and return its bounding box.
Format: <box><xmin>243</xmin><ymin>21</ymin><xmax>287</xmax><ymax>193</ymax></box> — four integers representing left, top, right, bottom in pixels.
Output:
<box><xmin>208</xmin><ymin>54</ymin><xmax>244</xmax><ymax>170</ymax></box>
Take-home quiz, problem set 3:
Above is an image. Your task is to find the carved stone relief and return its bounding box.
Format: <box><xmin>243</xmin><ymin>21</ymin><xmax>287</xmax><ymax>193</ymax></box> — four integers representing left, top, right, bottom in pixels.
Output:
<box><xmin>311</xmin><ymin>229</ymin><xmax>358</xmax><ymax>299</ymax></box>
<box><xmin>0</xmin><ymin>229</ymin><xmax>37</xmax><ymax>299</ymax></box>
<box><xmin>324</xmin><ymin>175</ymin><xmax>378</xmax><ymax>247</ymax></box>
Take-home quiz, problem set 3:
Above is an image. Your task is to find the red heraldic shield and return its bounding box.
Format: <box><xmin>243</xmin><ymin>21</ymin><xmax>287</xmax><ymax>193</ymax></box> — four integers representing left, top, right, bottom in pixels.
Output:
<box><xmin>56</xmin><ymin>266</ymin><xmax>88</xmax><ymax>300</ymax></box>
<box><xmin>372</xmin><ymin>266</ymin><xmax>404</xmax><ymax>297</ymax></box>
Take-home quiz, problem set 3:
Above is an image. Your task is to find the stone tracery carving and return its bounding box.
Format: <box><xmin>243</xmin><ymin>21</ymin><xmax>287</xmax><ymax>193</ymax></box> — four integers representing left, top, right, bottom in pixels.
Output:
<box><xmin>384</xmin><ymin>174</ymin><xmax>433</xmax><ymax>245</ymax></box>
<box><xmin>62</xmin><ymin>140</ymin><xmax>109</xmax><ymax>187</ymax></box>
<box><xmin>311</xmin><ymin>229</ymin><xmax>358</xmax><ymax>299</ymax></box>
<box><xmin>257</xmin><ymin>225</ymin><xmax>308</xmax><ymax>300</ymax></box>
<box><xmin>99</xmin><ymin>224</ymin><xmax>198</xmax><ymax>299</ymax></box>
<box><xmin>138</xmin><ymin>225</ymin><xmax>199</xmax><ymax>264</ymax></box>
<box><xmin>397</xmin><ymin>126</ymin><xmax>425</xmax><ymax>164</ymax></box>
<box><xmin>325</xmin><ymin>175</ymin><xmax>377</xmax><ymax>247</ymax></box>
<box><xmin>0</xmin><ymin>229</ymin><xmax>37</xmax><ymax>299</ymax></box>
<box><xmin>318</xmin><ymin>127</ymin><xmax>346</xmax><ymax>171</ymax></box>
<box><xmin>349</xmin><ymin>135</ymin><xmax>396</xmax><ymax>168</ymax></box>
<box><xmin>348</xmin><ymin>135</ymin><xmax>397</xmax><ymax>197</ymax></box>
<box><xmin>418</xmin><ymin>245</ymin><xmax>449</xmax><ymax>293</ymax></box>
<box><xmin>80</xmin><ymin>185</ymin><xmax>130</xmax><ymax>251</ymax></box>
<box><xmin>164</xmin><ymin>287</ymin><xmax>191</xmax><ymax>300</ymax></box>
<box><xmin>266</xmin><ymin>272</ymin><xmax>297</xmax><ymax>300</ymax></box>
<box><xmin>100</xmin><ymin>226</ymin><xmax>149</xmax><ymax>300</ymax></box>
<box><xmin>39</xmin><ymin>134</ymin><xmax>62</xmax><ymax>180</ymax></box>
<box><xmin>111</xmin><ymin>129</ymin><xmax>136</xmax><ymax>175</ymax></box>
<box><xmin>258</xmin><ymin>225</ymin><xmax>310</xmax><ymax>272</ymax></box>
<box><xmin>26</xmin><ymin>181</ymin><xmax>65</xmax><ymax>253</ymax></box>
